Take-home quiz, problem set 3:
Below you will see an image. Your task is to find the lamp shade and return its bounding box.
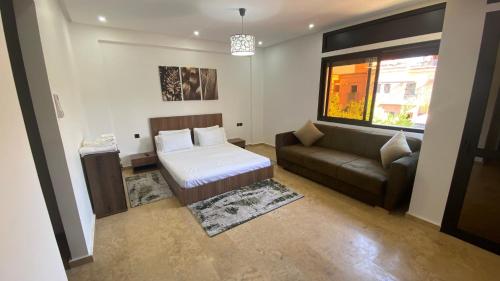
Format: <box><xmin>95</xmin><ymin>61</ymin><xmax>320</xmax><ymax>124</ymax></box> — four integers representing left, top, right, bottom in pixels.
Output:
<box><xmin>230</xmin><ymin>34</ymin><xmax>255</xmax><ymax>56</ymax></box>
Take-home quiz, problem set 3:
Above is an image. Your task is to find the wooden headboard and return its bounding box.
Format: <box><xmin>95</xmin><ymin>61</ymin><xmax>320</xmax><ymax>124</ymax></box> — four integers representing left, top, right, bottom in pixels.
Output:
<box><xmin>149</xmin><ymin>113</ymin><xmax>223</xmax><ymax>151</ymax></box>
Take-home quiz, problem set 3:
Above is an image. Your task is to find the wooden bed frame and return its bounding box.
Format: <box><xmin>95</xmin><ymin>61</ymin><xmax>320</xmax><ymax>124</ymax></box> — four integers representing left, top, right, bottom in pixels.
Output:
<box><xmin>149</xmin><ymin>113</ymin><xmax>273</xmax><ymax>205</ymax></box>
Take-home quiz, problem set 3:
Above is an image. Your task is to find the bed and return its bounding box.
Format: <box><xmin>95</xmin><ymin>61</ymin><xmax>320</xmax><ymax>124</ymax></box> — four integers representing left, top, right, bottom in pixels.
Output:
<box><xmin>150</xmin><ymin>113</ymin><xmax>274</xmax><ymax>205</ymax></box>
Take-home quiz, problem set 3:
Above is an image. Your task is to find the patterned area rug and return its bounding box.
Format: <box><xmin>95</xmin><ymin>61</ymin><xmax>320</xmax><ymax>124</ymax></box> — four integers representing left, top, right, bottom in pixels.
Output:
<box><xmin>125</xmin><ymin>171</ymin><xmax>173</xmax><ymax>207</ymax></box>
<box><xmin>188</xmin><ymin>179</ymin><xmax>303</xmax><ymax>237</ymax></box>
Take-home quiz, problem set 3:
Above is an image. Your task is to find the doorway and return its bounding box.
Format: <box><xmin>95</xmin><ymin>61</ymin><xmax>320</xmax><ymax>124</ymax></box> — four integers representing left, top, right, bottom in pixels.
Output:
<box><xmin>442</xmin><ymin>11</ymin><xmax>500</xmax><ymax>254</ymax></box>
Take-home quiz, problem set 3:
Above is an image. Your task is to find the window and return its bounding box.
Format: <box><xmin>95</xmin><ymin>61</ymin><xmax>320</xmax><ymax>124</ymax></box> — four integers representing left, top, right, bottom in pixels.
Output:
<box><xmin>318</xmin><ymin>41</ymin><xmax>439</xmax><ymax>132</ymax></box>
<box><xmin>384</xmin><ymin>84</ymin><xmax>391</xmax><ymax>93</ymax></box>
<box><xmin>405</xmin><ymin>82</ymin><xmax>416</xmax><ymax>97</ymax></box>
<box><xmin>321</xmin><ymin>57</ymin><xmax>377</xmax><ymax>121</ymax></box>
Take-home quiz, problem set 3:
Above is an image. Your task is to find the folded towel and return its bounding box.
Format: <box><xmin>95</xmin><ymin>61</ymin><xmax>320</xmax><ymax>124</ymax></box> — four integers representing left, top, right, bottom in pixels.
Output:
<box><xmin>99</xmin><ymin>133</ymin><xmax>116</xmax><ymax>142</ymax></box>
<box><xmin>80</xmin><ymin>133</ymin><xmax>118</xmax><ymax>156</ymax></box>
<box><xmin>79</xmin><ymin>143</ymin><xmax>118</xmax><ymax>157</ymax></box>
<box><xmin>82</xmin><ymin>139</ymin><xmax>116</xmax><ymax>147</ymax></box>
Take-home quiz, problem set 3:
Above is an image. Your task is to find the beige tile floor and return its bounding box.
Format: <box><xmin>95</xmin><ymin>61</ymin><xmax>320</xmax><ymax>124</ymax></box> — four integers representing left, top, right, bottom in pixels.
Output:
<box><xmin>67</xmin><ymin>144</ymin><xmax>500</xmax><ymax>281</ymax></box>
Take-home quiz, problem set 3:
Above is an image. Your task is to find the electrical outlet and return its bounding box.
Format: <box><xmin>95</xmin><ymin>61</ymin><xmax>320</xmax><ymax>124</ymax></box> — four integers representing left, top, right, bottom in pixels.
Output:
<box><xmin>134</xmin><ymin>133</ymin><xmax>140</xmax><ymax>139</ymax></box>
<box><xmin>237</xmin><ymin>122</ymin><xmax>243</xmax><ymax>127</ymax></box>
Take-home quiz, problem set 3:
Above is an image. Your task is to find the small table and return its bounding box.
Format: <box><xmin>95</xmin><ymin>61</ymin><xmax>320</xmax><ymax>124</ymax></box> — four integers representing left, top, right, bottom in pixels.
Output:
<box><xmin>130</xmin><ymin>152</ymin><xmax>158</xmax><ymax>171</ymax></box>
<box><xmin>228</xmin><ymin>138</ymin><xmax>246</xmax><ymax>149</ymax></box>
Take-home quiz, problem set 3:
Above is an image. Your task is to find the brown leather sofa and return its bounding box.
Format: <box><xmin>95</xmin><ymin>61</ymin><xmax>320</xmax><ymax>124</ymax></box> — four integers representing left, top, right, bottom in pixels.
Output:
<box><xmin>276</xmin><ymin>124</ymin><xmax>421</xmax><ymax>211</ymax></box>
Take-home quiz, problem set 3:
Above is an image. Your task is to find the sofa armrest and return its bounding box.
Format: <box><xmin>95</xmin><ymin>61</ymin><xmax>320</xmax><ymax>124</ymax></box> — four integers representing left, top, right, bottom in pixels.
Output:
<box><xmin>275</xmin><ymin>131</ymin><xmax>299</xmax><ymax>151</ymax></box>
<box><xmin>384</xmin><ymin>152</ymin><xmax>419</xmax><ymax>211</ymax></box>
<box><xmin>275</xmin><ymin>131</ymin><xmax>299</xmax><ymax>165</ymax></box>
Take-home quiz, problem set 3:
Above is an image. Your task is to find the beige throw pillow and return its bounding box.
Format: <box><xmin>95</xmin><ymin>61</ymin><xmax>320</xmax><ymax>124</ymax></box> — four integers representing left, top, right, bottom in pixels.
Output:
<box><xmin>380</xmin><ymin>131</ymin><xmax>412</xmax><ymax>169</ymax></box>
<box><xmin>293</xmin><ymin>121</ymin><xmax>324</xmax><ymax>146</ymax></box>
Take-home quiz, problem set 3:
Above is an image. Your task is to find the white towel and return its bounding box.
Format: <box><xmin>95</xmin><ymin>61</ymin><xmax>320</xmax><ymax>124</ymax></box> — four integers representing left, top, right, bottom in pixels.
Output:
<box><xmin>79</xmin><ymin>143</ymin><xmax>118</xmax><ymax>157</ymax></box>
<box><xmin>80</xmin><ymin>133</ymin><xmax>118</xmax><ymax>156</ymax></box>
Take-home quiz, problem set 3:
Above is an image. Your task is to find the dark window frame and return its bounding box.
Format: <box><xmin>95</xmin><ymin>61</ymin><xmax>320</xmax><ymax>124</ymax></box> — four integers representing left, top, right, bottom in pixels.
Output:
<box><xmin>322</xmin><ymin>3</ymin><xmax>446</xmax><ymax>53</ymax></box>
<box><xmin>317</xmin><ymin>40</ymin><xmax>440</xmax><ymax>133</ymax></box>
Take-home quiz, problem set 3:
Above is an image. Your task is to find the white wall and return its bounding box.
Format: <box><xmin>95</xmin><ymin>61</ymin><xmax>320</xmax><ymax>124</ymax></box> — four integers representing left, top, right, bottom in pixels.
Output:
<box><xmin>70</xmin><ymin>24</ymin><xmax>265</xmax><ymax>165</ymax></box>
<box><xmin>409</xmin><ymin>0</ymin><xmax>500</xmax><ymax>225</ymax></box>
<box><xmin>14</xmin><ymin>0</ymin><xmax>94</xmax><ymax>261</ymax></box>
<box><xmin>0</xmin><ymin>14</ymin><xmax>67</xmax><ymax>281</ymax></box>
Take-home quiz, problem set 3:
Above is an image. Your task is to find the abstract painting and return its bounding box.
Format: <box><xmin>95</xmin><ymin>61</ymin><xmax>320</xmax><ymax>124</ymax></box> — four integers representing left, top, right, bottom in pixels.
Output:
<box><xmin>159</xmin><ymin>66</ymin><xmax>182</xmax><ymax>101</ymax></box>
<box><xmin>180</xmin><ymin>67</ymin><xmax>202</xmax><ymax>100</ymax></box>
<box><xmin>200</xmin><ymin>68</ymin><xmax>218</xmax><ymax>100</ymax></box>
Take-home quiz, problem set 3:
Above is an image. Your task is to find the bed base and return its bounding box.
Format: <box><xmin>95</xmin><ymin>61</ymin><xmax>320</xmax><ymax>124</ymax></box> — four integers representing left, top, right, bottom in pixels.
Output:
<box><xmin>159</xmin><ymin>162</ymin><xmax>274</xmax><ymax>206</ymax></box>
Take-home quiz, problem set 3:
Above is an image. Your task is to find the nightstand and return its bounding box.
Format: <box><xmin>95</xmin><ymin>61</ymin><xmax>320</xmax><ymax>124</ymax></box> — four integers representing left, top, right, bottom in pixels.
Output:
<box><xmin>130</xmin><ymin>152</ymin><xmax>158</xmax><ymax>171</ymax></box>
<box><xmin>228</xmin><ymin>138</ymin><xmax>246</xmax><ymax>149</ymax></box>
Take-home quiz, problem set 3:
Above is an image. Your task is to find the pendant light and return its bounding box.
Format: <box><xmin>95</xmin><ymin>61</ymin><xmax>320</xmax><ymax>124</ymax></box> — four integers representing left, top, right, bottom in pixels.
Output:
<box><xmin>230</xmin><ymin>8</ymin><xmax>255</xmax><ymax>56</ymax></box>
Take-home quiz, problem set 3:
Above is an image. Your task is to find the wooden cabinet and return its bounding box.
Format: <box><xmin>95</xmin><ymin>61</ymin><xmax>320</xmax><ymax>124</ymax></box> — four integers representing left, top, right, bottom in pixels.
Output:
<box><xmin>228</xmin><ymin>138</ymin><xmax>246</xmax><ymax>148</ymax></box>
<box><xmin>81</xmin><ymin>151</ymin><xmax>127</xmax><ymax>218</ymax></box>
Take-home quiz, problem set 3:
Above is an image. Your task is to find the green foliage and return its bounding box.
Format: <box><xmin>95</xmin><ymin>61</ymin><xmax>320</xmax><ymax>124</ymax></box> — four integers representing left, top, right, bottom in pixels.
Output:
<box><xmin>327</xmin><ymin>93</ymin><xmax>365</xmax><ymax>120</ymax></box>
<box><xmin>373</xmin><ymin>105</ymin><xmax>414</xmax><ymax>127</ymax></box>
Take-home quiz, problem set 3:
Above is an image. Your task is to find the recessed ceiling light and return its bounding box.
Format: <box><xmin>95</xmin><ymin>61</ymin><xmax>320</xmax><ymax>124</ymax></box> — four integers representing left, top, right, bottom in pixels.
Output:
<box><xmin>258</xmin><ymin>41</ymin><xmax>263</xmax><ymax>46</ymax></box>
<box><xmin>193</xmin><ymin>30</ymin><xmax>200</xmax><ymax>36</ymax></box>
<box><xmin>98</xmin><ymin>16</ymin><xmax>107</xmax><ymax>23</ymax></box>
<box><xmin>308</xmin><ymin>23</ymin><xmax>315</xmax><ymax>29</ymax></box>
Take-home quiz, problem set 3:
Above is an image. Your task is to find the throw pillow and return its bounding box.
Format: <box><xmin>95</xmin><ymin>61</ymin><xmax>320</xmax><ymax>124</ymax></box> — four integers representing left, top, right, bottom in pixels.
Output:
<box><xmin>293</xmin><ymin>121</ymin><xmax>324</xmax><ymax>146</ymax></box>
<box><xmin>380</xmin><ymin>131</ymin><xmax>412</xmax><ymax>169</ymax></box>
<box><xmin>198</xmin><ymin>127</ymin><xmax>227</xmax><ymax>146</ymax></box>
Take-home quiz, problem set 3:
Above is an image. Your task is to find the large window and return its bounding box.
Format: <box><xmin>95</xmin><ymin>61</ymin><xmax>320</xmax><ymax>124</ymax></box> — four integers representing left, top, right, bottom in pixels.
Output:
<box><xmin>318</xmin><ymin>41</ymin><xmax>439</xmax><ymax>132</ymax></box>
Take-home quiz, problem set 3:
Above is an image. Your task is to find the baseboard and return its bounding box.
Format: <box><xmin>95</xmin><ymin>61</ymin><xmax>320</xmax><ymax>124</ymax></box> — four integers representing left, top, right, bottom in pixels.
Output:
<box><xmin>69</xmin><ymin>214</ymin><xmax>96</xmax><ymax>268</ymax></box>
<box><xmin>247</xmin><ymin>142</ymin><xmax>275</xmax><ymax>148</ymax></box>
<box><xmin>405</xmin><ymin>213</ymin><xmax>440</xmax><ymax>230</ymax></box>
<box><xmin>88</xmin><ymin>214</ymin><xmax>96</xmax><ymax>256</ymax></box>
<box><xmin>68</xmin><ymin>254</ymin><xmax>94</xmax><ymax>268</ymax></box>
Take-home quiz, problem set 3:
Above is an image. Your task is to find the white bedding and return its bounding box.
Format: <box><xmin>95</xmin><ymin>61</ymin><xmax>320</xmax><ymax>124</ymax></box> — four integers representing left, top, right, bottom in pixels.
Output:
<box><xmin>158</xmin><ymin>143</ymin><xmax>271</xmax><ymax>188</ymax></box>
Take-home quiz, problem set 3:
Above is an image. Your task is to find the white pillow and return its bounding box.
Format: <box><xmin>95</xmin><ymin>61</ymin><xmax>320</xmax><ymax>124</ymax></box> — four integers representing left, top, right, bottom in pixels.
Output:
<box><xmin>154</xmin><ymin>135</ymin><xmax>163</xmax><ymax>152</ymax></box>
<box><xmin>380</xmin><ymin>131</ymin><xmax>412</xmax><ymax>169</ymax></box>
<box><xmin>158</xmin><ymin>130</ymin><xmax>193</xmax><ymax>152</ymax></box>
<box><xmin>159</xmin><ymin>128</ymin><xmax>190</xmax><ymax>135</ymax></box>
<box><xmin>193</xmin><ymin>125</ymin><xmax>219</xmax><ymax>145</ymax></box>
<box><xmin>198</xmin><ymin>127</ymin><xmax>226</xmax><ymax>147</ymax></box>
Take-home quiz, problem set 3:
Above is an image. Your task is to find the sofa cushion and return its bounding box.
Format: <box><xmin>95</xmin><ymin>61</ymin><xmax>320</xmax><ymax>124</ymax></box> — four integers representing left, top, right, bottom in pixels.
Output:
<box><xmin>313</xmin><ymin>123</ymin><xmax>422</xmax><ymax>161</ymax></box>
<box><xmin>278</xmin><ymin>144</ymin><xmax>325</xmax><ymax>163</ymax></box>
<box><xmin>293</xmin><ymin>121</ymin><xmax>324</xmax><ymax>146</ymax></box>
<box><xmin>279</xmin><ymin>145</ymin><xmax>359</xmax><ymax>177</ymax></box>
<box><xmin>305</xmin><ymin>150</ymin><xmax>360</xmax><ymax>177</ymax></box>
<box><xmin>338</xmin><ymin>158</ymin><xmax>388</xmax><ymax>195</ymax></box>
<box><xmin>380</xmin><ymin>131</ymin><xmax>412</xmax><ymax>169</ymax></box>
<box><xmin>314</xmin><ymin>124</ymin><xmax>367</xmax><ymax>157</ymax></box>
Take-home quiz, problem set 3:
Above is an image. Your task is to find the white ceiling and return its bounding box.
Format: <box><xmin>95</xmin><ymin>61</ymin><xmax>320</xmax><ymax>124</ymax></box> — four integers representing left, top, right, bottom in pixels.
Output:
<box><xmin>60</xmin><ymin>0</ymin><xmax>427</xmax><ymax>47</ymax></box>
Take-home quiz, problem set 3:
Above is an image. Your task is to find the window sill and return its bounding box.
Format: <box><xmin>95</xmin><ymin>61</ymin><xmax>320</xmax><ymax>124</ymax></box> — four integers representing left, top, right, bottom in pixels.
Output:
<box><xmin>317</xmin><ymin>116</ymin><xmax>425</xmax><ymax>134</ymax></box>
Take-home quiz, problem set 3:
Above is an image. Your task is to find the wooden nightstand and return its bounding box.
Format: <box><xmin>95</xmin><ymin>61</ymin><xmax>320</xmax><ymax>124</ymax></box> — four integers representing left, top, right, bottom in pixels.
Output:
<box><xmin>228</xmin><ymin>138</ymin><xmax>246</xmax><ymax>149</ymax></box>
<box><xmin>130</xmin><ymin>152</ymin><xmax>158</xmax><ymax>171</ymax></box>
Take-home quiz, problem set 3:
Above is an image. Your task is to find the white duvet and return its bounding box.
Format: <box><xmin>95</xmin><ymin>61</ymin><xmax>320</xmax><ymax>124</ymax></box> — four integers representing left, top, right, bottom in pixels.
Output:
<box><xmin>158</xmin><ymin>143</ymin><xmax>272</xmax><ymax>188</ymax></box>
